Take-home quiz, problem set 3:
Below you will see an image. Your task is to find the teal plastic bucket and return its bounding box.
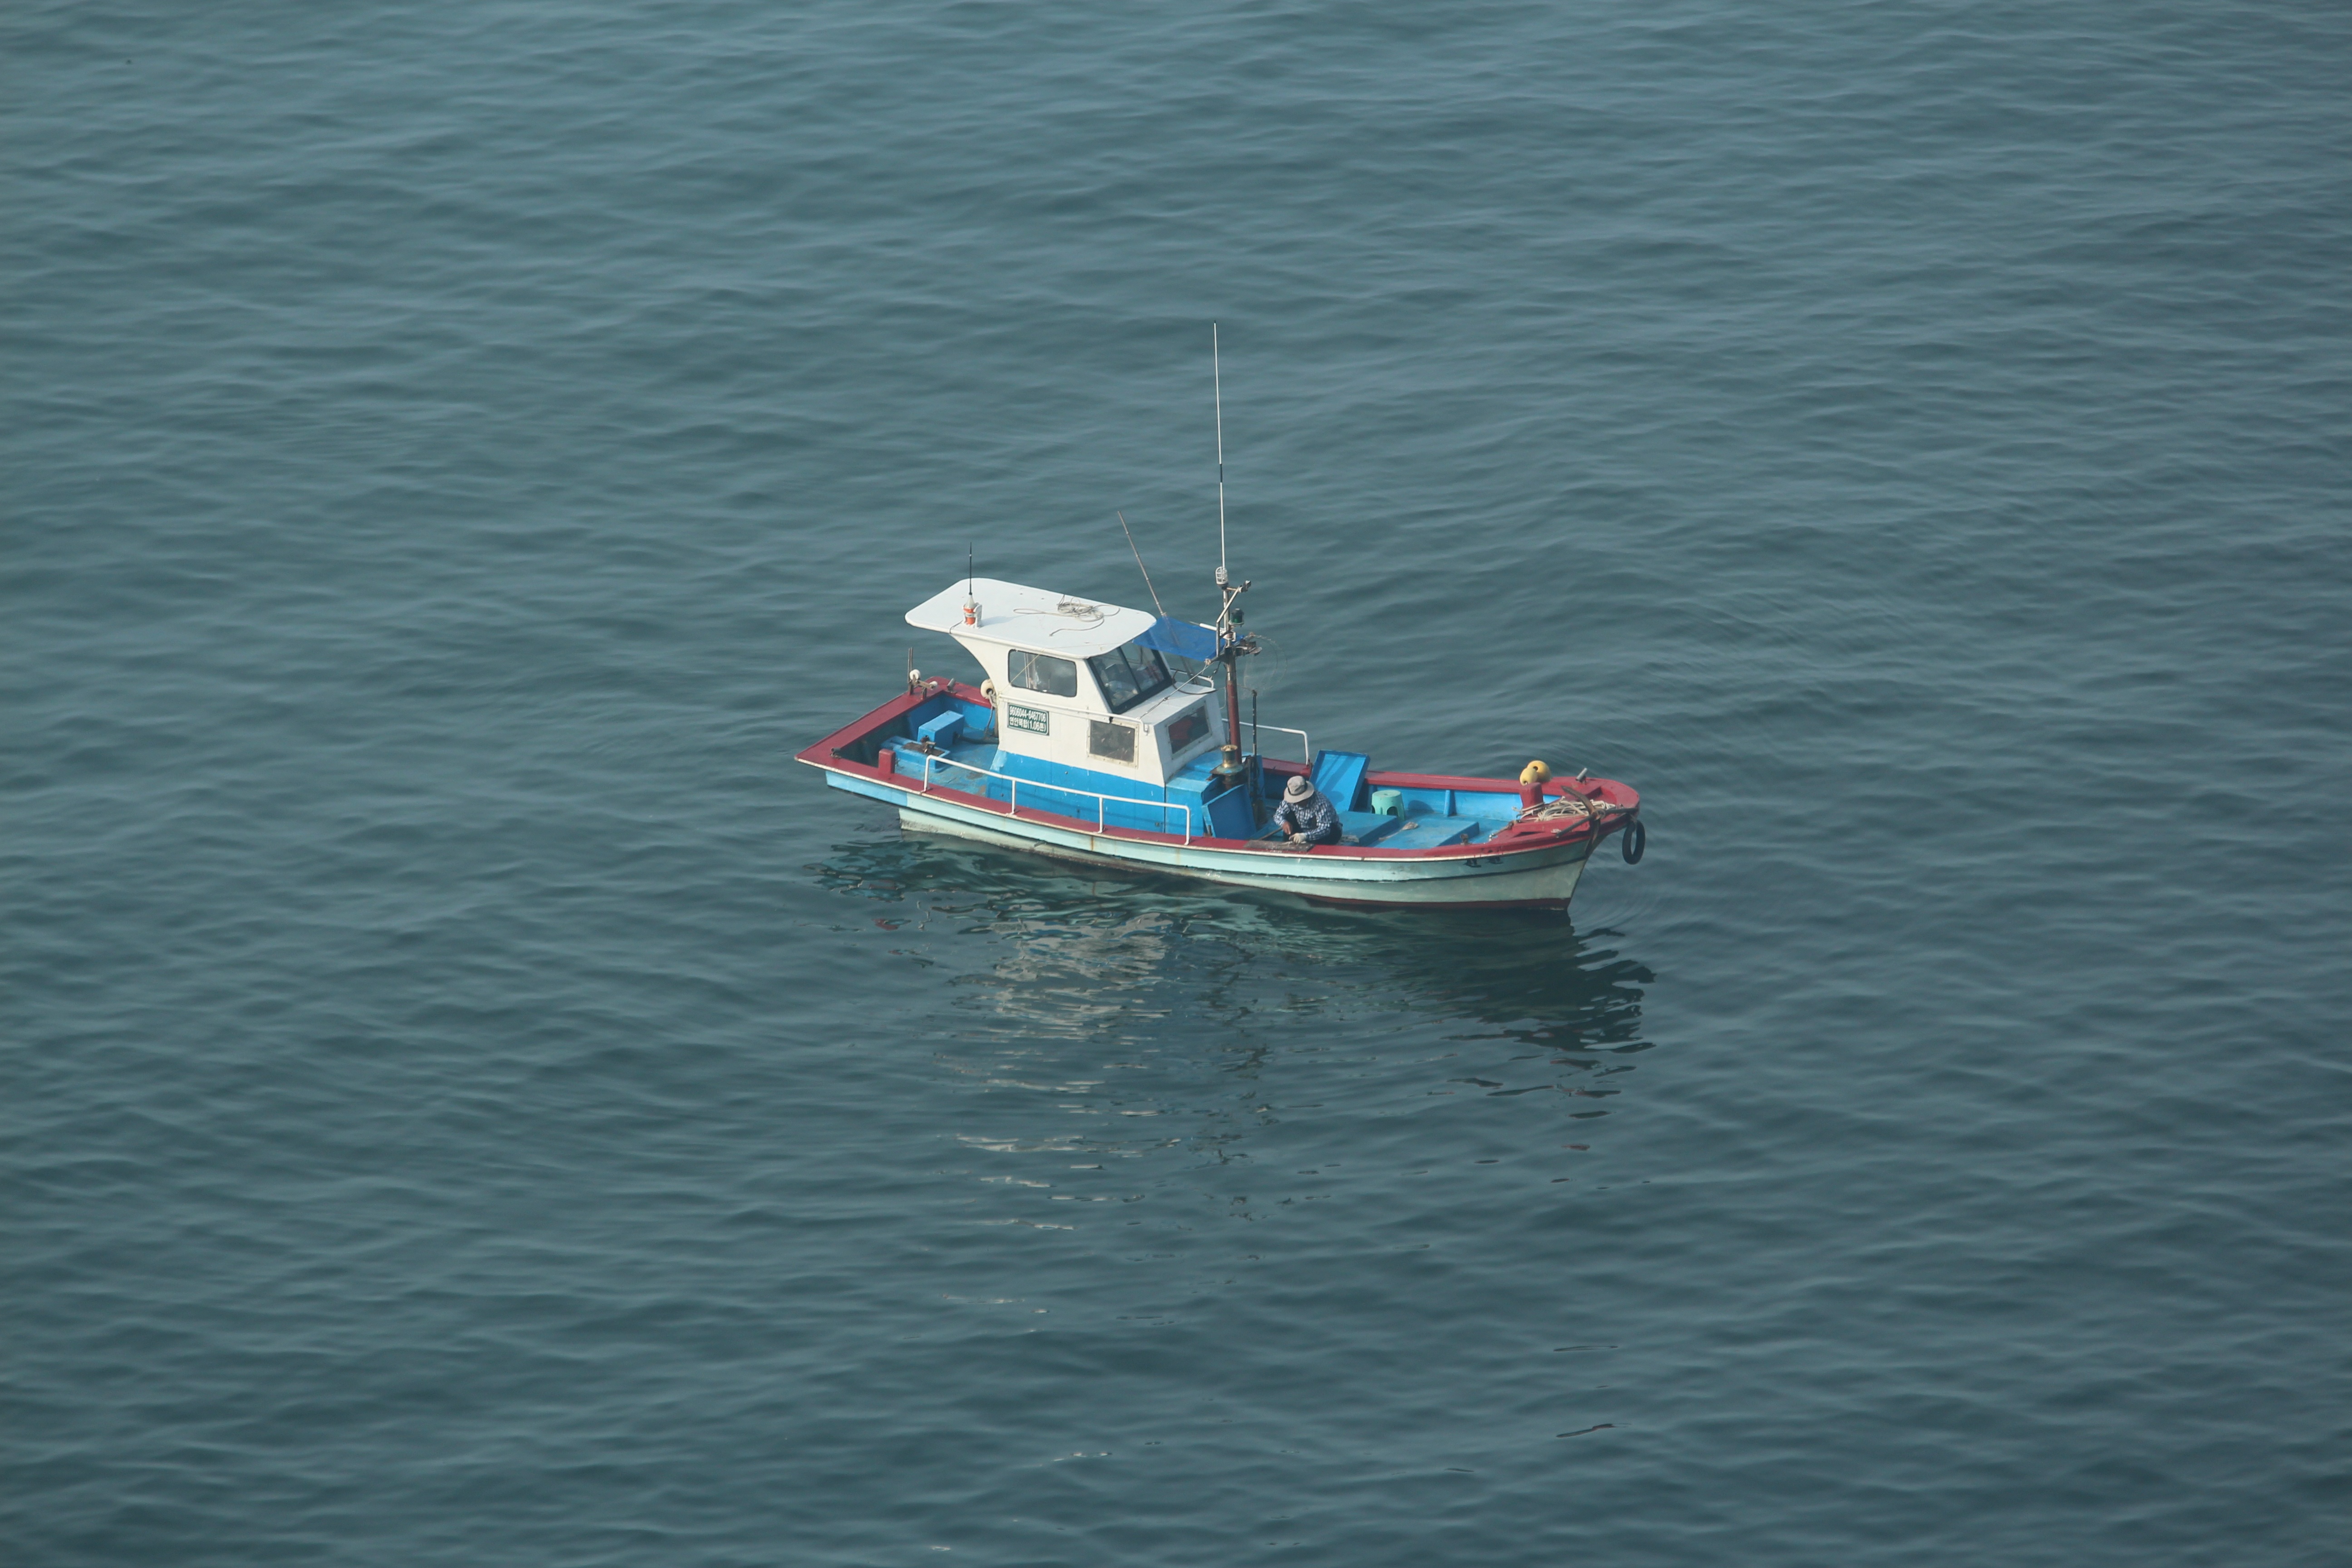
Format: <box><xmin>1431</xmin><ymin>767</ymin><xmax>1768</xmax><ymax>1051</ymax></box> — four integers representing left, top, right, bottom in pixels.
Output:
<box><xmin>1370</xmin><ymin>789</ymin><xmax>1403</xmax><ymax>817</ymax></box>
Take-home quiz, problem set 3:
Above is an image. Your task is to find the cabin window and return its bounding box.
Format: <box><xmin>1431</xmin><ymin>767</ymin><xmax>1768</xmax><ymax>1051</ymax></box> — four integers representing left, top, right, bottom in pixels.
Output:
<box><xmin>1087</xmin><ymin>642</ymin><xmax>1173</xmax><ymax>714</ymax></box>
<box><xmin>1008</xmin><ymin>650</ymin><xmax>1078</xmax><ymax>698</ymax></box>
<box><xmin>1088</xmin><ymin>720</ymin><xmax>1136</xmax><ymax>764</ymax></box>
<box><xmin>1163</xmin><ymin>702</ymin><xmax>1211</xmax><ymax>755</ymax></box>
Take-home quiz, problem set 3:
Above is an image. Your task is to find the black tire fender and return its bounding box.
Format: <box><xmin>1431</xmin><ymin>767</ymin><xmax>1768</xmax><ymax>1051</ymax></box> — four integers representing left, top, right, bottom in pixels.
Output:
<box><xmin>1620</xmin><ymin>817</ymin><xmax>1646</xmax><ymax>865</ymax></box>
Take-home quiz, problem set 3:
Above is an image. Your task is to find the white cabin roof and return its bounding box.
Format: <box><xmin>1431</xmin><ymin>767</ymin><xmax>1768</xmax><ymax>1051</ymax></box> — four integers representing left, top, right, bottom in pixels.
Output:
<box><xmin>906</xmin><ymin>578</ymin><xmax>1160</xmax><ymax>659</ymax></box>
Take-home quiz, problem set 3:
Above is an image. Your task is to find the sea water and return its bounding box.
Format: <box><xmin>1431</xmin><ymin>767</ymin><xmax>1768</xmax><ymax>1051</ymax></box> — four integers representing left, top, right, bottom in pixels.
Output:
<box><xmin>6</xmin><ymin>5</ymin><xmax>2347</xmax><ymax>1563</ymax></box>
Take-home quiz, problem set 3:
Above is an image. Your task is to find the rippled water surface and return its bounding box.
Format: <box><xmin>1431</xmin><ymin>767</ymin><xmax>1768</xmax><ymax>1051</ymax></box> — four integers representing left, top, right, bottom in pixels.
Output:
<box><xmin>7</xmin><ymin>4</ymin><xmax>2348</xmax><ymax>1564</ymax></box>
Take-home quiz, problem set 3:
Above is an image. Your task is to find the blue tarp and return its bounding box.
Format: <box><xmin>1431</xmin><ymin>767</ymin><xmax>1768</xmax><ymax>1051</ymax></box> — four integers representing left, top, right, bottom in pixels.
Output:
<box><xmin>1137</xmin><ymin>615</ymin><xmax>1219</xmax><ymax>663</ymax></box>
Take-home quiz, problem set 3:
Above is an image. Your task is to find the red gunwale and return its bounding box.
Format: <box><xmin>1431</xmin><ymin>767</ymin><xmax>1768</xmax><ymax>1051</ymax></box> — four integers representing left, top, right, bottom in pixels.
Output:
<box><xmin>795</xmin><ymin>686</ymin><xmax>1639</xmax><ymax>861</ymax></box>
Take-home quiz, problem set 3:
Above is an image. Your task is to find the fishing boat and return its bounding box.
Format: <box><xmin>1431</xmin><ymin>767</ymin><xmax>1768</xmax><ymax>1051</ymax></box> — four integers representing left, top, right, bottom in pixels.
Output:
<box><xmin>796</xmin><ymin>570</ymin><xmax>1645</xmax><ymax>908</ymax></box>
<box><xmin>796</xmin><ymin>333</ymin><xmax>1645</xmax><ymax>910</ymax></box>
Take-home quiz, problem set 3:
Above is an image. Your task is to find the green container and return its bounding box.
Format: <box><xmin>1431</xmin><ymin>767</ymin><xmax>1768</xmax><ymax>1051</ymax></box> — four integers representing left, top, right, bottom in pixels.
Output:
<box><xmin>1370</xmin><ymin>789</ymin><xmax>1403</xmax><ymax>817</ymax></box>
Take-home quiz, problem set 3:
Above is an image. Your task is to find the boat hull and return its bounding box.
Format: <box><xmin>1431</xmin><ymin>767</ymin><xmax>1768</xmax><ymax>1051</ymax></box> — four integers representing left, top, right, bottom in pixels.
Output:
<box><xmin>848</xmin><ymin>773</ymin><xmax>1593</xmax><ymax>909</ymax></box>
<box><xmin>900</xmin><ymin>804</ymin><xmax>1592</xmax><ymax>907</ymax></box>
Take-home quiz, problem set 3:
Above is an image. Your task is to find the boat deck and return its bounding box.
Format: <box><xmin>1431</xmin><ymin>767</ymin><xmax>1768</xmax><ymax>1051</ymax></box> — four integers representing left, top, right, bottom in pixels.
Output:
<box><xmin>901</xmin><ymin>735</ymin><xmax>1506</xmax><ymax>848</ymax></box>
<box><xmin>838</xmin><ymin>687</ymin><xmax>1636</xmax><ymax>852</ymax></box>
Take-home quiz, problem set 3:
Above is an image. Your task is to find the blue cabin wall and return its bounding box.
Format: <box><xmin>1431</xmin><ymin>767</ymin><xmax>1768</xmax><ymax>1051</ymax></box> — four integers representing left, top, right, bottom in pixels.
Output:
<box><xmin>886</xmin><ymin>736</ymin><xmax>1254</xmax><ymax>839</ymax></box>
<box><xmin>985</xmin><ymin>749</ymin><xmax>1181</xmax><ymax>833</ymax></box>
<box><xmin>872</xmin><ymin>695</ymin><xmax>1276</xmax><ymax>838</ymax></box>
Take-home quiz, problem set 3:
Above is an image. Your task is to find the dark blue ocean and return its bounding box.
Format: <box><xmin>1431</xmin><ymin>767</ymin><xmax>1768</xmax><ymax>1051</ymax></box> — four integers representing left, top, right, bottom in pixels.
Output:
<box><xmin>7</xmin><ymin>5</ymin><xmax>2348</xmax><ymax>1563</ymax></box>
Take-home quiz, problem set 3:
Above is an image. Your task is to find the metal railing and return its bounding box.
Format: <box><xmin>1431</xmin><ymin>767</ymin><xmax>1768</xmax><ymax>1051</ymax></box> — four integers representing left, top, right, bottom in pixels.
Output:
<box><xmin>909</xmin><ymin>751</ymin><xmax>1197</xmax><ymax>844</ymax></box>
<box><xmin>1249</xmin><ymin>722</ymin><xmax>1312</xmax><ymax>764</ymax></box>
<box><xmin>1190</xmin><ymin>671</ymin><xmax>1307</xmax><ymax>763</ymax></box>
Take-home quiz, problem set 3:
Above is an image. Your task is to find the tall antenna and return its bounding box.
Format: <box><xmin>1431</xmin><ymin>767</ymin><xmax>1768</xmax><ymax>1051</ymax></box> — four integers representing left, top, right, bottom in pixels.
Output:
<box><xmin>1205</xmin><ymin>324</ymin><xmax>1254</xmax><ymax>780</ymax></box>
<box><xmin>1213</xmin><ymin>324</ymin><xmax>1227</xmax><ymax>587</ymax></box>
<box><xmin>1117</xmin><ymin>511</ymin><xmax>1166</xmax><ymax>617</ymax></box>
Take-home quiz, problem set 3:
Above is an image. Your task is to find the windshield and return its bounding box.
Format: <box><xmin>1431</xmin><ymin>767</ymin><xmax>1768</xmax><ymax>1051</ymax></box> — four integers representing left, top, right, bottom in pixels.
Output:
<box><xmin>1007</xmin><ymin>650</ymin><xmax>1078</xmax><ymax>698</ymax></box>
<box><xmin>1087</xmin><ymin>642</ymin><xmax>1173</xmax><ymax>714</ymax></box>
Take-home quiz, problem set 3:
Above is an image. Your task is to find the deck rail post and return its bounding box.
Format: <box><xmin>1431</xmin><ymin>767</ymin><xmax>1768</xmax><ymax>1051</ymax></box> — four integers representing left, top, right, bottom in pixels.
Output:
<box><xmin>1253</xmin><ymin>725</ymin><xmax>1311</xmax><ymax>763</ymax></box>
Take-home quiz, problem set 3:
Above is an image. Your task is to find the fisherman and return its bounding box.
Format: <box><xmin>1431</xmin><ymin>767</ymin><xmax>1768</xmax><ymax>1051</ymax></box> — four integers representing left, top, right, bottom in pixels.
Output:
<box><xmin>1273</xmin><ymin>773</ymin><xmax>1342</xmax><ymax>847</ymax></box>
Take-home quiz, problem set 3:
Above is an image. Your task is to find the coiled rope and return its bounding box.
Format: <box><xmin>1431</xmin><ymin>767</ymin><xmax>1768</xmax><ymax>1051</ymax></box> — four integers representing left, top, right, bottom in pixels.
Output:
<box><xmin>1525</xmin><ymin>791</ymin><xmax>1637</xmax><ymax>831</ymax></box>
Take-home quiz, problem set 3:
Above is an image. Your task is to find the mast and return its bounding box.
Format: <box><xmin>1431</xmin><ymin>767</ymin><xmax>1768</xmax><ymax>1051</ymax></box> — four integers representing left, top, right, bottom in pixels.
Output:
<box><xmin>1209</xmin><ymin>325</ymin><xmax>1255</xmax><ymax>780</ymax></box>
<box><xmin>1214</xmin><ymin>324</ymin><xmax>1227</xmax><ymax>588</ymax></box>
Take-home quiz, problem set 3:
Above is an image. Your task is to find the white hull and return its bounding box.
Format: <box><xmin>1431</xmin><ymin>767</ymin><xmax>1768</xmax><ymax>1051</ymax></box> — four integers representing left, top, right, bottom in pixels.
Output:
<box><xmin>880</xmin><ymin>784</ymin><xmax>1592</xmax><ymax>908</ymax></box>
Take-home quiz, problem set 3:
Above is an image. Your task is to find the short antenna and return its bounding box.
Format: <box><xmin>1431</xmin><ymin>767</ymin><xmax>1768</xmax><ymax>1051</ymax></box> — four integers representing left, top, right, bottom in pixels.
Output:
<box><xmin>1213</xmin><ymin>324</ymin><xmax>1228</xmax><ymax>587</ymax></box>
<box><xmin>1117</xmin><ymin>511</ymin><xmax>1166</xmax><ymax>617</ymax></box>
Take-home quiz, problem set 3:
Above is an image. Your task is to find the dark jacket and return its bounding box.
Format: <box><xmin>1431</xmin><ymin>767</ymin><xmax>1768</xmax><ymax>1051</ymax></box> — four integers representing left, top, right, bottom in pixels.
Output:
<box><xmin>1273</xmin><ymin>788</ymin><xmax>1342</xmax><ymax>845</ymax></box>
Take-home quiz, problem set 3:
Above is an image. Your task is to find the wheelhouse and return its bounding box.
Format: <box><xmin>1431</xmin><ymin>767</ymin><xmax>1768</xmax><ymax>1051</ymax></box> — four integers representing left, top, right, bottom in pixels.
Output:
<box><xmin>904</xmin><ymin>578</ymin><xmax>1224</xmax><ymax>788</ymax></box>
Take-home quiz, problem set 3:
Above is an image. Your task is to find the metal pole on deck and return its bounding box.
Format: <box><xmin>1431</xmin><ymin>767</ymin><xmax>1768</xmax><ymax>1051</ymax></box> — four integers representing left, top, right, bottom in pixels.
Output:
<box><xmin>1208</xmin><ymin>326</ymin><xmax>1256</xmax><ymax>783</ymax></box>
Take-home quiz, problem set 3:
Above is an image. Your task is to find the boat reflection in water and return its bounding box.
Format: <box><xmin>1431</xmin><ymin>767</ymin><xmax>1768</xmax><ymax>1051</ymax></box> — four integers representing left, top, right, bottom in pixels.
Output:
<box><xmin>812</xmin><ymin>833</ymin><xmax>1656</xmax><ymax>1179</ymax></box>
